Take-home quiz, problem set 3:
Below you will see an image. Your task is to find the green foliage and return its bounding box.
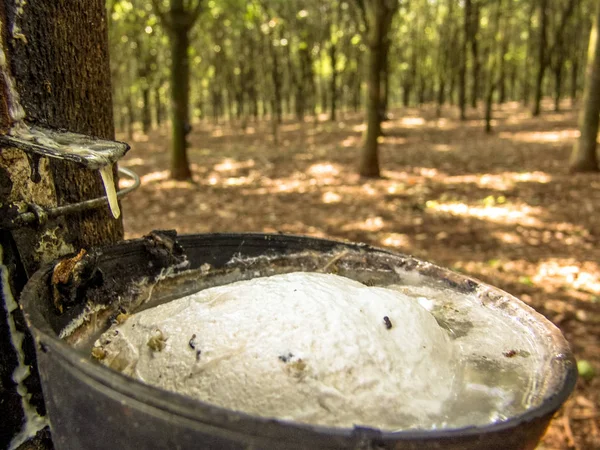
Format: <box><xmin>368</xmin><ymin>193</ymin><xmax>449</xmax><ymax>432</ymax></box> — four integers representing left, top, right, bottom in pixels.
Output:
<box><xmin>577</xmin><ymin>359</ymin><xmax>596</xmax><ymax>381</ymax></box>
<box><xmin>108</xmin><ymin>0</ymin><xmax>595</xmax><ymax>130</ymax></box>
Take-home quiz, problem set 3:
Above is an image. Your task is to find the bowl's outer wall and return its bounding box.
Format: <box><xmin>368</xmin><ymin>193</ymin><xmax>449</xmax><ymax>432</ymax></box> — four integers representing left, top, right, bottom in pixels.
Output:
<box><xmin>37</xmin><ymin>343</ymin><xmax>551</xmax><ymax>450</ymax></box>
<box><xmin>23</xmin><ymin>233</ymin><xmax>573</xmax><ymax>450</ymax></box>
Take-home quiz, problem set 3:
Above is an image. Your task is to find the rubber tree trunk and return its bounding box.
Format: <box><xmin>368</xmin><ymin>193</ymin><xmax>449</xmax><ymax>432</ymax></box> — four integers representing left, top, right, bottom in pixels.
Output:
<box><xmin>522</xmin><ymin>1</ymin><xmax>535</xmax><ymax>106</ymax></box>
<box><xmin>469</xmin><ymin>3</ymin><xmax>480</xmax><ymax>108</ymax></box>
<box><xmin>142</xmin><ymin>87</ymin><xmax>152</xmax><ymax>134</ymax></box>
<box><xmin>126</xmin><ymin>92</ymin><xmax>135</xmax><ymax>139</ymax></box>
<box><xmin>571</xmin><ymin>57</ymin><xmax>579</xmax><ymax>106</ymax></box>
<box><xmin>458</xmin><ymin>0</ymin><xmax>470</xmax><ymax>120</ymax></box>
<box><xmin>379</xmin><ymin>37</ymin><xmax>391</xmax><ymax>121</ymax></box>
<box><xmin>155</xmin><ymin>83</ymin><xmax>163</xmax><ymax>127</ymax></box>
<box><xmin>359</xmin><ymin>0</ymin><xmax>397</xmax><ymax>178</ymax></box>
<box><xmin>554</xmin><ymin>62</ymin><xmax>563</xmax><ymax>112</ymax></box>
<box><xmin>330</xmin><ymin>42</ymin><xmax>338</xmax><ymax>122</ymax></box>
<box><xmin>0</xmin><ymin>1</ymin><xmax>123</xmax><ymax>448</ymax></box>
<box><xmin>533</xmin><ymin>0</ymin><xmax>548</xmax><ymax>117</ymax></box>
<box><xmin>361</xmin><ymin>40</ymin><xmax>383</xmax><ymax>177</ymax></box>
<box><xmin>569</xmin><ymin>2</ymin><xmax>600</xmax><ymax>172</ymax></box>
<box><xmin>484</xmin><ymin>0</ymin><xmax>503</xmax><ymax>133</ymax></box>
<box><xmin>169</xmin><ymin>26</ymin><xmax>192</xmax><ymax>180</ymax></box>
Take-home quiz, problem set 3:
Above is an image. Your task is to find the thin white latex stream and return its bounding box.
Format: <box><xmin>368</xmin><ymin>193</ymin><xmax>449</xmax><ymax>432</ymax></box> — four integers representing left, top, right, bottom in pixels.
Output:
<box><xmin>99</xmin><ymin>165</ymin><xmax>120</xmax><ymax>219</ymax></box>
<box><xmin>0</xmin><ymin>245</ymin><xmax>48</xmax><ymax>449</ymax></box>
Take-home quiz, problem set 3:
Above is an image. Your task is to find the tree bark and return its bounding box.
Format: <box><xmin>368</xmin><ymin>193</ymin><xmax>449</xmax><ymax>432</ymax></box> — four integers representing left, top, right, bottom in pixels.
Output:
<box><xmin>522</xmin><ymin>1</ymin><xmax>535</xmax><ymax>106</ymax></box>
<box><xmin>155</xmin><ymin>83</ymin><xmax>164</xmax><ymax>127</ymax></box>
<box><xmin>570</xmin><ymin>2</ymin><xmax>600</xmax><ymax>172</ymax></box>
<box><xmin>379</xmin><ymin>36</ymin><xmax>391</xmax><ymax>121</ymax></box>
<box><xmin>571</xmin><ymin>57</ymin><xmax>579</xmax><ymax>106</ymax></box>
<box><xmin>142</xmin><ymin>87</ymin><xmax>152</xmax><ymax>134</ymax></box>
<box><xmin>169</xmin><ymin>25</ymin><xmax>192</xmax><ymax>180</ymax></box>
<box><xmin>6</xmin><ymin>0</ymin><xmax>123</xmax><ymax>260</ymax></box>
<box><xmin>469</xmin><ymin>3</ymin><xmax>480</xmax><ymax>108</ymax></box>
<box><xmin>361</xmin><ymin>39</ymin><xmax>384</xmax><ymax>177</ymax></box>
<box><xmin>532</xmin><ymin>0</ymin><xmax>548</xmax><ymax>116</ymax></box>
<box><xmin>458</xmin><ymin>0</ymin><xmax>470</xmax><ymax>120</ymax></box>
<box><xmin>151</xmin><ymin>0</ymin><xmax>203</xmax><ymax>180</ymax></box>
<box><xmin>358</xmin><ymin>0</ymin><xmax>397</xmax><ymax>178</ymax></box>
<box><xmin>554</xmin><ymin>63</ymin><xmax>563</xmax><ymax>112</ymax></box>
<box><xmin>126</xmin><ymin>92</ymin><xmax>135</xmax><ymax>139</ymax></box>
<box><xmin>0</xmin><ymin>1</ymin><xmax>122</xmax><ymax>447</ymax></box>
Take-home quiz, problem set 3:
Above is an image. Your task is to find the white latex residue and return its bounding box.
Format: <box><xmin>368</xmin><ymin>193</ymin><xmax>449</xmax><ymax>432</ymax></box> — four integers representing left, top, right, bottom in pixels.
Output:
<box><xmin>0</xmin><ymin>245</ymin><xmax>48</xmax><ymax>450</ymax></box>
<box><xmin>95</xmin><ymin>272</ymin><xmax>457</xmax><ymax>430</ymax></box>
<box><xmin>99</xmin><ymin>165</ymin><xmax>120</xmax><ymax>219</ymax></box>
<box><xmin>0</xmin><ymin>46</ymin><xmax>26</xmax><ymax>123</ymax></box>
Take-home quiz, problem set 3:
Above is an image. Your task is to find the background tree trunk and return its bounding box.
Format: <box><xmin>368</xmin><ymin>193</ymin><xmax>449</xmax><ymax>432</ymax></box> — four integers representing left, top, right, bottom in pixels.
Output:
<box><xmin>330</xmin><ymin>41</ymin><xmax>338</xmax><ymax>121</ymax></box>
<box><xmin>151</xmin><ymin>0</ymin><xmax>203</xmax><ymax>180</ymax></box>
<box><xmin>458</xmin><ymin>0</ymin><xmax>470</xmax><ymax>120</ymax></box>
<box><xmin>522</xmin><ymin>2</ymin><xmax>535</xmax><ymax>106</ymax></box>
<box><xmin>533</xmin><ymin>0</ymin><xmax>548</xmax><ymax>116</ymax></box>
<box><xmin>570</xmin><ymin>2</ymin><xmax>600</xmax><ymax>172</ymax></box>
<box><xmin>358</xmin><ymin>0</ymin><xmax>398</xmax><ymax>178</ymax></box>
<box><xmin>469</xmin><ymin>2</ymin><xmax>480</xmax><ymax>108</ymax></box>
<box><xmin>169</xmin><ymin>24</ymin><xmax>192</xmax><ymax>179</ymax></box>
<box><xmin>361</xmin><ymin>37</ymin><xmax>384</xmax><ymax>177</ymax></box>
<box><xmin>0</xmin><ymin>1</ymin><xmax>122</xmax><ymax>448</ymax></box>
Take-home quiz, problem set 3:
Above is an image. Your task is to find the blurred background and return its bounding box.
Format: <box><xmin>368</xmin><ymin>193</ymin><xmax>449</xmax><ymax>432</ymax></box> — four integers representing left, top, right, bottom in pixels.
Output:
<box><xmin>107</xmin><ymin>1</ymin><xmax>599</xmax><ymax>449</ymax></box>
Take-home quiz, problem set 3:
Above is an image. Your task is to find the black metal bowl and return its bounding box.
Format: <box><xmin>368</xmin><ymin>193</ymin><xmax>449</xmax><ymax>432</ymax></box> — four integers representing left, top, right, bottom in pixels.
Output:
<box><xmin>21</xmin><ymin>233</ymin><xmax>577</xmax><ymax>450</ymax></box>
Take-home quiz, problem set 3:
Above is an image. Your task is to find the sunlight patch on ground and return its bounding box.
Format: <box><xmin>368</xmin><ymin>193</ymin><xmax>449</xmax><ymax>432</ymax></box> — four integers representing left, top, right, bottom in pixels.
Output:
<box><xmin>213</xmin><ymin>158</ymin><xmax>256</xmax><ymax>172</ymax></box>
<box><xmin>499</xmin><ymin>129</ymin><xmax>578</xmax><ymax>143</ymax></box>
<box><xmin>400</xmin><ymin>117</ymin><xmax>426</xmax><ymax>127</ymax></box>
<box><xmin>427</xmin><ymin>202</ymin><xmax>543</xmax><ymax>226</ymax></box>
<box><xmin>307</xmin><ymin>163</ymin><xmax>341</xmax><ymax>177</ymax></box>
<box><xmin>341</xmin><ymin>136</ymin><xmax>360</xmax><ymax>147</ymax></box>
<box><xmin>382</xmin><ymin>136</ymin><xmax>407</xmax><ymax>145</ymax></box>
<box><xmin>534</xmin><ymin>260</ymin><xmax>600</xmax><ymax>295</ymax></box>
<box><xmin>492</xmin><ymin>231</ymin><xmax>523</xmax><ymax>244</ymax></box>
<box><xmin>352</xmin><ymin>123</ymin><xmax>367</xmax><ymax>132</ymax></box>
<box><xmin>380</xmin><ymin>233</ymin><xmax>411</xmax><ymax>248</ymax></box>
<box><xmin>341</xmin><ymin>216</ymin><xmax>385</xmax><ymax>232</ymax></box>
<box><xmin>361</xmin><ymin>184</ymin><xmax>378</xmax><ymax>196</ymax></box>
<box><xmin>416</xmin><ymin>168</ymin><xmax>439</xmax><ymax>178</ymax></box>
<box><xmin>432</xmin><ymin>144</ymin><xmax>453</xmax><ymax>152</ymax></box>
<box><xmin>443</xmin><ymin>171</ymin><xmax>552</xmax><ymax>190</ymax></box>
<box><xmin>322</xmin><ymin>191</ymin><xmax>342</xmax><ymax>204</ymax></box>
<box><xmin>262</xmin><ymin>178</ymin><xmax>308</xmax><ymax>193</ymax></box>
<box><xmin>383</xmin><ymin>170</ymin><xmax>437</xmax><ymax>184</ymax></box>
<box><xmin>119</xmin><ymin>177</ymin><xmax>135</xmax><ymax>188</ymax></box>
<box><xmin>504</xmin><ymin>112</ymin><xmax>533</xmax><ymax>124</ymax></box>
<box><xmin>131</xmin><ymin>132</ymin><xmax>150</xmax><ymax>142</ymax></box>
<box><xmin>224</xmin><ymin>176</ymin><xmax>255</xmax><ymax>186</ymax></box>
<box><xmin>280</xmin><ymin>123</ymin><xmax>302</xmax><ymax>132</ymax></box>
<box><xmin>141</xmin><ymin>170</ymin><xmax>170</xmax><ymax>184</ymax></box>
<box><xmin>119</xmin><ymin>157</ymin><xmax>147</xmax><ymax>167</ymax></box>
<box><xmin>434</xmin><ymin>118</ymin><xmax>454</xmax><ymax>129</ymax></box>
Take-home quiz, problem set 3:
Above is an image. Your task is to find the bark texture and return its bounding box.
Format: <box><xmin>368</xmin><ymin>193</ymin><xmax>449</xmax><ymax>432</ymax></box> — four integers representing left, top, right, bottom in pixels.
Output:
<box><xmin>7</xmin><ymin>0</ymin><xmax>123</xmax><ymax>256</ymax></box>
<box><xmin>0</xmin><ymin>1</ymin><xmax>122</xmax><ymax>448</ymax></box>
<box><xmin>532</xmin><ymin>0</ymin><xmax>548</xmax><ymax>116</ymax></box>
<box><xmin>358</xmin><ymin>0</ymin><xmax>398</xmax><ymax>178</ymax></box>
<box><xmin>169</xmin><ymin>24</ymin><xmax>192</xmax><ymax>179</ymax></box>
<box><xmin>570</xmin><ymin>2</ymin><xmax>600</xmax><ymax>172</ymax></box>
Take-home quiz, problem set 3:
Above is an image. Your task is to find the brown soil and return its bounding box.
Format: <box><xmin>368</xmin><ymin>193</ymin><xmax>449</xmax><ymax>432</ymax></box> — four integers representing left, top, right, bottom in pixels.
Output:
<box><xmin>118</xmin><ymin>100</ymin><xmax>600</xmax><ymax>449</ymax></box>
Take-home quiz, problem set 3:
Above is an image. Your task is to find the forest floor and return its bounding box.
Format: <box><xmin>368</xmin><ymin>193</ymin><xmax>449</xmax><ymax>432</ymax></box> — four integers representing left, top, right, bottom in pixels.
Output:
<box><xmin>117</xmin><ymin>100</ymin><xmax>600</xmax><ymax>450</ymax></box>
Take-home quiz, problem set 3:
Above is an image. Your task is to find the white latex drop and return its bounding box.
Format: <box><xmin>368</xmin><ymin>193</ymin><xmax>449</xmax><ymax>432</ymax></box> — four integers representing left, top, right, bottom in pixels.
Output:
<box><xmin>99</xmin><ymin>165</ymin><xmax>120</xmax><ymax>219</ymax></box>
<box><xmin>0</xmin><ymin>245</ymin><xmax>48</xmax><ymax>450</ymax></box>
